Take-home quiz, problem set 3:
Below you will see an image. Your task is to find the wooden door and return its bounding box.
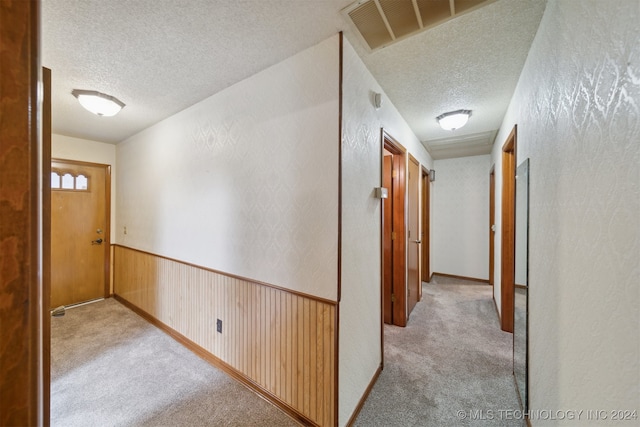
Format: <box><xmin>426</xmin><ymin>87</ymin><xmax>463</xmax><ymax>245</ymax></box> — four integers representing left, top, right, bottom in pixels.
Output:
<box><xmin>500</xmin><ymin>126</ymin><xmax>517</xmax><ymax>333</ymax></box>
<box><xmin>51</xmin><ymin>160</ymin><xmax>110</xmax><ymax>308</ymax></box>
<box><xmin>383</xmin><ymin>154</ymin><xmax>393</xmax><ymax>324</ymax></box>
<box><xmin>421</xmin><ymin>167</ymin><xmax>430</xmax><ymax>283</ymax></box>
<box><xmin>382</xmin><ymin>134</ymin><xmax>407</xmax><ymax>326</ymax></box>
<box><xmin>407</xmin><ymin>155</ymin><xmax>420</xmax><ymax>317</ymax></box>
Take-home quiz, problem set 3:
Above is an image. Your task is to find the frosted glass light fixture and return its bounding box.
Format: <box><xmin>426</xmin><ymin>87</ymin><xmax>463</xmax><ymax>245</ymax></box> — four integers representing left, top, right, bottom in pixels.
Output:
<box><xmin>437</xmin><ymin>109</ymin><xmax>471</xmax><ymax>131</ymax></box>
<box><xmin>72</xmin><ymin>89</ymin><xmax>125</xmax><ymax>117</ymax></box>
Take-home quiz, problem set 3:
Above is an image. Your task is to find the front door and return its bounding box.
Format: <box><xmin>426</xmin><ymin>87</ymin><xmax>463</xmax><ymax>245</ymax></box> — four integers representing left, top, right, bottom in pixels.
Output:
<box><xmin>51</xmin><ymin>160</ymin><xmax>110</xmax><ymax>308</ymax></box>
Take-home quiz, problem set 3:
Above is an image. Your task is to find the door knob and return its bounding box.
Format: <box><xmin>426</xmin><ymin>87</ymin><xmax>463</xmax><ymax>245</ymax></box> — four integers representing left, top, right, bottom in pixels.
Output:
<box><xmin>91</xmin><ymin>238</ymin><xmax>103</xmax><ymax>245</ymax></box>
<box><xmin>412</xmin><ymin>240</ymin><xmax>421</xmax><ymax>244</ymax></box>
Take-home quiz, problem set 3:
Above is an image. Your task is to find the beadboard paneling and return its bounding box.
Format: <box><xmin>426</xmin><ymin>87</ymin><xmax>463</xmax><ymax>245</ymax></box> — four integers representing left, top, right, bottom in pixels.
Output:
<box><xmin>113</xmin><ymin>245</ymin><xmax>336</xmax><ymax>426</ymax></box>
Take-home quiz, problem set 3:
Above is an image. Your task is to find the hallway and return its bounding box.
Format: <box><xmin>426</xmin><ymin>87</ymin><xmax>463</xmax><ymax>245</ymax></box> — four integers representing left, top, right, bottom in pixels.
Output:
<box><xmin>51</xmin><ymin>276</ymin><xmax>521</xmax><ymax>426</ymax></box>
<box><xmin>355</xmin><ymin>275</ymin><xmax>521</xmax><ymax>426</ymax></box>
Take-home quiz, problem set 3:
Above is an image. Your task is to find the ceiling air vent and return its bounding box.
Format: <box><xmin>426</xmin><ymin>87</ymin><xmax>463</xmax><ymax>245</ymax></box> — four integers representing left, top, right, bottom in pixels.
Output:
<box><xmin>344</xmin><ymin>0</ymin><xmax>496</xmax><ymax>51</ymax></box>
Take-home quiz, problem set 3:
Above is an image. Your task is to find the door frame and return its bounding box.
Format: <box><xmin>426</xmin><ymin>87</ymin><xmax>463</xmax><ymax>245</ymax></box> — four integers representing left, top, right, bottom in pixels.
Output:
<box><xmin>0</xmin><ymin>2</ymin><xmax>45</xmax><ymax>423</ymax></box>
<box><xmin>421</xmin><ymin>166</ymin><xmax>431</xmax><ymax>285</ymax></box>
<box><xmin>407</xmin><ymin>154</ymin><xmax>420</xmax><ymax>317</ymax></box>
<box><xmin>500</xmin><ymin>126</ymin><xmax>517</xmax><ymax>333</ymax></box>
<box><xmin>489</xmin><ymin>165</ymin><xmax>495</xmax><ymax>286</ymax></box>
<box><xmin>381</xmin><ymin>130</ymin><xmax>408</xmax><ymax>327</ymax></box>
<box><xmin>51</xmin><ymin>159</ymin><xmax>112</xmax><ymax>301</ymax></box>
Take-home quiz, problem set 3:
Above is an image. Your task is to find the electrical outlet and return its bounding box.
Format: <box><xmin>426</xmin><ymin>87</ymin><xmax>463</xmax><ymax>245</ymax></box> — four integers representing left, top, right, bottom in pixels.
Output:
<box><xmin>216</xmin><ymin>319</ymin><xmax>222</xmax><ymax>333</ymax></box>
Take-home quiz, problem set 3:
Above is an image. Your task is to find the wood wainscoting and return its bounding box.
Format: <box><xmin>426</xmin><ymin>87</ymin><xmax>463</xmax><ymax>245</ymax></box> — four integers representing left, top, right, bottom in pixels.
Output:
<box><xmin>113</xmin><ymin>245</ymin><xmax>336</xmax><ymax>426</ymax></box>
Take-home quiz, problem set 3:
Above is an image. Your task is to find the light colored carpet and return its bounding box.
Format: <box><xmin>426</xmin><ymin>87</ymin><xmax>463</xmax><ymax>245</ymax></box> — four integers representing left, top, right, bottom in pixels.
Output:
<box><xmin>50</xmin><ymin>299</ymin><xmax>299</xmax><ymax>427</ymax></box>
<box><xmin>354</xmin><ymin>275</ymin><xmax>523</xmax><ymax>427</ymax></box>
<box><xmin>52</xmin><ymin>276</ymin><xmax>521</xmax><ymax>426</ymax></box>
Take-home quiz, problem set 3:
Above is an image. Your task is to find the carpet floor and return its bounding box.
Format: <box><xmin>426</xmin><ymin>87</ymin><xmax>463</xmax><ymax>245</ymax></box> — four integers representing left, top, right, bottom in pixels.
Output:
<box><xmin>354</xmin><ymin>275</ymin><xmax>522</xmax><ymax>427</ymax></box>
<box><xmin>52</xmin><ymin>275</ymin><xmax>521</xmax><ymax>426</ymax></box>
<box><xmin>51</xmin><ymin>299</ymin><xmax>298</xmax><ymax>427</ymax></box>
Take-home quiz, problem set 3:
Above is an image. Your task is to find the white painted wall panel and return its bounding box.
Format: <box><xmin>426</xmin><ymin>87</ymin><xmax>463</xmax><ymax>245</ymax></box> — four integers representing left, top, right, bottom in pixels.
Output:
<box><xmin>52</xmin><ymin>133</ymin><xmax>117</xmax><ymax>242</ymax></box>
<box><xmin>492</xmin><ymin>0</ymin><xmax>639</xmax><ymax>419</ymax></box>
<box><xmin>433</xmin><ymin>155</ymin><xmax>490</xmax><ymax>280</ymax></box>
<box><xmin>339</xmin><ymin>38</ymin><xmax>433</xmax><ymax>427</ymax></box>
<box><xmin>116</xmin><ymin>36</ymin><xmax>340</xmax><ymax>301</ymax></box>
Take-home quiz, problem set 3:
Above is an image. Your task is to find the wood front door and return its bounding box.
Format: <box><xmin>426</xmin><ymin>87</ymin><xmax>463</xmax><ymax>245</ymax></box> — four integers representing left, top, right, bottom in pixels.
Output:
<box><xmin>407</xmin><ymin>155</ymin><xmax>420</xmax><ymax>317</ymax></box>
<box><xmin>51</xmin><ymin>160</ymin><xmax>110</xmax><ymax>308</ymax></box>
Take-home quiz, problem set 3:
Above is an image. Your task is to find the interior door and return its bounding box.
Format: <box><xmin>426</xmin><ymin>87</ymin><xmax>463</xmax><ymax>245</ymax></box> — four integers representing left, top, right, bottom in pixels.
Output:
<box><xmin>51</xmin><ymin>160</ymin><xmax>109</xmax><ymax>308</ymax></box>
<box><xmin>407</xmin><ymin>155</ymin><xmax>420</xmax><ymax>317</ymax></box>
<box><xmin>421</xmin><ymin>167</ymin><xmax>430</xmax><ymax>284</ymax></box>
<box><xmin>382</xmin><ymin>135</ymin><xmax>407</xmax><ymax>326</ymax></box>
<box><xmin>383</xmin><ymin>154</ymin><xmax>393</xmax><ymax>324</ymax></box>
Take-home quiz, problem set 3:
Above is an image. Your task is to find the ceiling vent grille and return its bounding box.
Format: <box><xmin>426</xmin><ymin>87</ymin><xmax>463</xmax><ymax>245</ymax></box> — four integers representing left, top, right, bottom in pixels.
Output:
<box><xmin>344</xmin><ymin>0</ymin><xmax>496</xmax><ymax>51</ymax></box>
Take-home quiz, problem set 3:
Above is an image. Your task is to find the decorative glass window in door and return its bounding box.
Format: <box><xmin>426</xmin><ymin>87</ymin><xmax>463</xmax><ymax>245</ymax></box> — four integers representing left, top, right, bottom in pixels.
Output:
<box><xmin>51</xmin><ymin>170</ymin><xmax>90</xmax><ymax>191</ymax></box>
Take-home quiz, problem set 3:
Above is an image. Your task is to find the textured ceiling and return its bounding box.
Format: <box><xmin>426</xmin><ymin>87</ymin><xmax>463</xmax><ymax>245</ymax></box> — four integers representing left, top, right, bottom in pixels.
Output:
<box><xmin>42</xmin><ymin>0</ymin><xmax>546</xmax><ymax>158</ymax></box>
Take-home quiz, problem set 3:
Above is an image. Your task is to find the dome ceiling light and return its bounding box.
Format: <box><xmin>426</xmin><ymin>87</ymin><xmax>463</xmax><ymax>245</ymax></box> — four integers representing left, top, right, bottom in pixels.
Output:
<box><xmin>72</xmin><ymin>89</ymin><xmax>125</xmax><ymax>117</ymax></box>
<box><xmin>436</xmin><ymin>109</ymin><xmax>471</xmax><ymax>131</ymax></box>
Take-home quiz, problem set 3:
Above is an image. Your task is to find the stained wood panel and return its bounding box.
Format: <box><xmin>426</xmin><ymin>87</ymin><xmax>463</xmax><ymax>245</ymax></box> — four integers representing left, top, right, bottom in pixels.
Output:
<box><xmin>0</xmin><ymin>1</ymin><xmax>42</xmax><ymax>425</ymax></box>
<box><xmin>501</xmin><ymin>126</ymin><xmax>517</xmax><ymax>333</ymax></box>
<box><xmin>113</xmin><ymin>245</ymin><xmax>336</xmax><ymax>426</ymax></box>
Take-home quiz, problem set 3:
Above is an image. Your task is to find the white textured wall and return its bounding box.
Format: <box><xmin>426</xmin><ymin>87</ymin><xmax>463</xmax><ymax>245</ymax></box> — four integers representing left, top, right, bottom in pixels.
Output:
<box><xmin>116</xmin><ymin>36</ymin><xmax>340</xmax><ymax>301</ymax></box>
<box><xmin>52</xmin><ymin>134</ymin><xmax>117</xmax><ymax>242</ymax></box>
<box><xmin>492</xmin><ymin>0</ymin><xmax>639</xmax><ymax>421</ymax></box>
<box><xmin>432</xmin><ymin>155</ymin><xmax>490</xmax><ymax>280</ymax></box>
<box><xmin>339</xmin><ymin>38</ymin><xmax>433</xmax><ymax>427</ymax></box>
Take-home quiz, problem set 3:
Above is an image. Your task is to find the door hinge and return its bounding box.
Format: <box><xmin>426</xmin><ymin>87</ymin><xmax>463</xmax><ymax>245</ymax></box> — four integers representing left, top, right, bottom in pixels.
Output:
<box><xmin>391</xmin><ymin>231</ymin><xmax>396</xmax><ymax>240</ymax></box>
<box><xmin>391</xmin><ymin>294</ymin><xmax>396</xmax><ymax>303</ymax></box>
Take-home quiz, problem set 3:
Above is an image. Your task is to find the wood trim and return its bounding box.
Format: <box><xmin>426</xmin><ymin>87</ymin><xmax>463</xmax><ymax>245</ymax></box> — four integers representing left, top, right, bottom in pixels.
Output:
<box><xmin>379</xmin><ymin>128</ymin><xmax>386</xmax><ymax>367</ymax></box>
<box><xmin>113</xmin><ymin>246</ymin><xmax>335</xmax><ymax>425</ymax></box>
<box><xmin>345</xmin><ymin>364</ymin><xmax>383</xmax><ymax>427</ymax></box>
<box><xmin>0</xmin><ymin>1</ymin><xmax>42</xmax><ymax>424</ymax></box>
<box><xmin>337</xmin><ymin>30</ymin><xmax>343</xmax><ymax>304</ymax></box>
<box><xmin>51</xmin><ymin>158</ymin><xmax>112</xmax><ymax>169</ymax></box>
<box><xmin>421</xmin><ymin>166</ymin><xmax>430</xmax><ymax>285</ymax></box>
<box><xmin>489</xmin><ymin>165</ymin><xmax>495</xmax><ymax>286</ymax></box>
<box><xmin>500</xmin><ymin>125</ymin><xmax>517</xmax><ymax>333</ymax></box>
<box><xmin>336</xmin><ymin>31</ymin><xmax>343</xmax><ymax>427</ymax></box>
<box><xmin>112</xmin><ymin>244</ymin><xmax>337</xmax><ymax>306</ymax></box>
<box><xmin>432</xmin><ymin>272</ymin><xmax>490</xmax><ymax>284</ymax></box>
<box><xmin>428</xmin><ymin>272</ymin><xmax>434</xmax><ymax>282</ymax></box>
<box><xmin>103</xmin><ymin>166</ymin><xmax>111</xmax><ymax>297</ymax></box>
<box><xmin>42</xmin><ymin>66</ymin><xmax>52</xmax><ymax>427</ymax></box>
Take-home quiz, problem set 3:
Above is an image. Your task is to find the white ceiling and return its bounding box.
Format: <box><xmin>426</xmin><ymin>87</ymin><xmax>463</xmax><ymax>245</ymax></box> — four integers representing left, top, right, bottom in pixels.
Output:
<box><xmin>42</xmin><ymin>0</ymin><xmax>546</xmax><ymax>158</ymax></box>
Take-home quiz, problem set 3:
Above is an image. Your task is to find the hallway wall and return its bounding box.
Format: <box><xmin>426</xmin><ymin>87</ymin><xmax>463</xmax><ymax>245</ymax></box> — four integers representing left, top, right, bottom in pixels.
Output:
<box><xmin>340</xmin><ymin>37</ymin><xmax>433</xmax><ymax>426</ymax></box>
<box><xmin>491</xmin><ymin>0</ymin><xmax>639</xmax><ymax>418</ymax></box>
<box><xmin>116</xmin><ymin>35</ymin><xmax>340</xmax><ymax>301</ymax></box>
<box><xmin>432</xmin><ymin>154</ymin><xmax>490</xmax><ymax>280</ymax></box>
